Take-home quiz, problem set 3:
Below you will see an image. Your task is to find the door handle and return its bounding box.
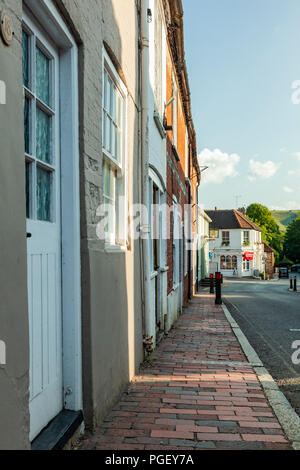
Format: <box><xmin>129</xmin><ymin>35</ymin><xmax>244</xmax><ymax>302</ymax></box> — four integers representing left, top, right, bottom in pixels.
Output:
<box><xmin>27</xmin><ymin>233</ymin><xmax>32</xmax><ymax>238</ymax></box>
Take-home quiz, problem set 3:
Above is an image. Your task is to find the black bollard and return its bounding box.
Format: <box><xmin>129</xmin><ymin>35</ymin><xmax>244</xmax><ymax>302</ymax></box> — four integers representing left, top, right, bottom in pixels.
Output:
<box><xmin>294</xmin><ymin>276</ymin><xmax>297</xmax><ymax>292</ymax></box>
<box><xmin>210</xmin><ymin>274</ymin><xmax>214</xmax><ymax>294</ymax></box>
<box><xmin>215</xmin><ymin>272</ymin><xmax>223</xmax><ymax>305</ymax></box>
<box><xmin>290</xmin><ymin>278</ymin><xmax>293</xmax><ymax>290</ymax></box>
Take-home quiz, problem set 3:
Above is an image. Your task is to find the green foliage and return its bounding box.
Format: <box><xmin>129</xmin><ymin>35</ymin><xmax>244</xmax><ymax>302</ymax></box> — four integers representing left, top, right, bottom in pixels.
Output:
<box><xmin>283</xmin><ymin>217</ymin><xmax>300</xmax><ymax>263</ymax></box>
<box><xmin>246</xmin><ymin>203</ymin><xmax>284</xmax><ymax>262</ymax></box>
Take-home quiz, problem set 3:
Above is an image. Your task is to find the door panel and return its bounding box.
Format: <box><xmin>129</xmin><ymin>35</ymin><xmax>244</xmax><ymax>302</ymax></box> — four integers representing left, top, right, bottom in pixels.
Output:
<box><xmin>23</xmin><ymin>12</ymin><xmax>62</xmax><ymax>441</ymax></box>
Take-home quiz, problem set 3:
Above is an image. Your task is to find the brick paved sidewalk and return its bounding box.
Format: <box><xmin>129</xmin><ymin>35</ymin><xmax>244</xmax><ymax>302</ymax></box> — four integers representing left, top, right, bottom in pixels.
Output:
<box><xmin>79</xmin><ymin>294</ymin><xmax>292</xmax><ymax>450</ymax></box>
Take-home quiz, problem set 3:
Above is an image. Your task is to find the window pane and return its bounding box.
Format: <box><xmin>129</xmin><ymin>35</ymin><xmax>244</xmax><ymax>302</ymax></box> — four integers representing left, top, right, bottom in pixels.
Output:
<box><xmin>116</xmin><ymin>93</ymin><xmax>122</xmax><ymax>128</ymax></box>
<box><xmin>36</xmin><ymin>47</ymin><xmax>50</xmax><ymax>106</ymax></box>
<box><xmin>104</xmin><ymin>71</ymin><xmax>108</xmax><ymax>110</ymax></box>
<box><xmin>111</xmin><ymin>123</ymin><xmax>116</xmax><ymax>158</ymax></box>
<box><xmin>22</xmin><ymin>31</ymin><xmax>30</xmax><ymax>88</ymax></box>
<box><xmin>103</xmin><ymin>198</ymin><xmax>115</xmax><ymax>240</ymax></box>
<box><xmin>102</xmin><ymin>110</ymin><xmax>106</xmax><ymax>149</ymax></box>
<box><xmin>107</xmin><ymin>76</ymin><xmax>112</xmax><ymax>115</ymax></box>
<box><xmin>36</xmin><ymin>107</ymin><xmax>51</xmax><ymax>164</ymax></box>
<box><xmin>103</xmin><ymin>198</ymin><xmax>110</xmax><ymax>236</ymax></box>
<box><xmin>24</xmin><ymin>97</ymin><xmax>30</xmax><ymax>154</ymax></box>
<box><xmin>116</xmin><ymin>129</ymin><xmax>121</xmax><ymax>163</ymax></box>
<box><xmin>25</xmin><ymin>162</ymin><xmax>31</xmax><ymax>219</ymax></box>
<box><xmin>103</xmin><ymin>160</ymin><xmax>116</xmax><ymax>201</ymax></box>
<box><xmin>103</xmin><ymin>160</ymin><xmax>111</xmax><ymax>197</ymax></box>
<box><xmin>103</xmin><ymin>160</ymin><xmax>117</xmax><ymax>243</ymax></box>
<box><xmin>36</xmin><ymin>167</ymin><xmax>52</xmax><ymax>221</ymax></box>
<box><xmin>111</xmin><ymin>85</ymin><xmax>116</xmax><ymax>121</ymax></box>
<box><xmin>108</xmin><ymin>120</ymin><xmax>112</xmax><ymax>154</ymax></box>
<box><xmin>109</xmin><ymin>80</ymin><xmax>115</xmax><ymax>118</ymax></box>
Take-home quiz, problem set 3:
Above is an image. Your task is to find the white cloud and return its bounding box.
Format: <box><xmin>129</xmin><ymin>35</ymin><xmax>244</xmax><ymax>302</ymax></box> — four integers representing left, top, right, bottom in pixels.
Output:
<box><xmin>248</xmin><ymin>159</ymin><xmax>281</xmax><ymax>181</ymax></box>
<box><xmin>280</xmin><ymin>147</ymin><xmax>288</xmax><ymax>153</ymax></box>
<box><xmin>283</xmin><ymin>186</ymin><xmax>294</xmax><ymax>193</ymax></box>
<box><xmin>198</xmin><ymin>148</ymin><xmax>240</xmax><ymax>185</ymax></box>
<box><xmin>288</xmin><ymin>169</ymin><xmax>300</xmax><ymax>176</ymax></box>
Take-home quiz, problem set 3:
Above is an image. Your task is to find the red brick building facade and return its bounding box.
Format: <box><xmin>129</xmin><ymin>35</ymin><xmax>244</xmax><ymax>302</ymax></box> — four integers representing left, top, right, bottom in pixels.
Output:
<box><xmin>164</xmin><ymin>0</ymin><xmax>200</xmax><ymax>312</ymax></box>
<box><xmin>263</xmin><ymin>242</ymin><xmax>275</xmax><ymax>279</ymax></box>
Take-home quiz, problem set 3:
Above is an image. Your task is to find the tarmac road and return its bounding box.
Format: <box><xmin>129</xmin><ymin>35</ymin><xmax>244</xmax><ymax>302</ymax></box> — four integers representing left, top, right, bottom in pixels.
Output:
<box><xmin>222</xmin><ymin>278</ymin><xmax>300</xmax><ymax>417</ymax></box>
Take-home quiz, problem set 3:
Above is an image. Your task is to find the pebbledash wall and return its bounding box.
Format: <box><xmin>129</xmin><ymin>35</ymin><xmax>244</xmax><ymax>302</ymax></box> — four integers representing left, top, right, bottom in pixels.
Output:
<box><xmin>0</xmin><ymin>0</ymin><xmax>143</xmax><ymax>448</ymax></box>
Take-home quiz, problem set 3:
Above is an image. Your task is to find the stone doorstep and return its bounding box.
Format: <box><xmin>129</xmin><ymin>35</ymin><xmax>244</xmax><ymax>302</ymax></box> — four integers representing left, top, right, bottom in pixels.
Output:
<box><xmin>32</xmin><ymin>410</ymin><xmax>84</xmax><ymax>451</ymax></box>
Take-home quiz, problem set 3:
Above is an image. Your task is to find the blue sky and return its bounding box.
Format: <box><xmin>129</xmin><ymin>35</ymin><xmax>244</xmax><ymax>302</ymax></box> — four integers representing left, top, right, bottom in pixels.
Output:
<box><xmin>182</xmin><ymin>0</ymin><xmax>300</xmax><ymax>210</ymax></box>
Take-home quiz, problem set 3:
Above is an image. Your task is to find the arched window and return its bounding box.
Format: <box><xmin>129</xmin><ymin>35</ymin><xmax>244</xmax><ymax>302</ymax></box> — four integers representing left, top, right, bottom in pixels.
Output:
<box><xmin>226</xmin><ymin>256</ymin><xmax>232</xmax><ymax>270</ymax></box>
<box><xmin>220</xmin><ymin>255</ymin><xmax>226</xmax><ymax>270</ymax></box>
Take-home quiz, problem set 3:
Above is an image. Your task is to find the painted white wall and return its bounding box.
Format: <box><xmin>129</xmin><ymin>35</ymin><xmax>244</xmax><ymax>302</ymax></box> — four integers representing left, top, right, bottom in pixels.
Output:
<box><xmin>197</xmin><ymin>209</ymin><xmax>211</xmax><ymax>280</ymax></box>
<box><xmin>148</xmin><ymin>0</ymin><xmax>167</xmax><ymax>185</ymax></box>
<box><xmin>209</xmin><ymin>229</ymin><xmax>263</xmax><ymax>277</ymax></box>
<box><xmin>145</xmin><ymin>0</ymin><xmax>169</xmax><ymax>346</ymax></box>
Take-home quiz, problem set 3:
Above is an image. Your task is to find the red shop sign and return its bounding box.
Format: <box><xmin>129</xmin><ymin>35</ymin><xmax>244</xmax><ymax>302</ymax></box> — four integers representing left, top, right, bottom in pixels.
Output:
<box><xmin>244</xmin><ymin>251</ymin><xmax>254</xmax><ymax>261</ymax></box>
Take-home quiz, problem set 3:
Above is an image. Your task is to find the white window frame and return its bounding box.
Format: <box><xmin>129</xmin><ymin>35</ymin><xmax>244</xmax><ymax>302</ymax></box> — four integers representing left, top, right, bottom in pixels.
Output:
<box><xmin>23</xmin><ymin>21</ymin><xmax>58</xmax><ymax>224</ymax></box>
<box><xmin>222</xmin><ymin>231</ymin><xmax>230</xmax><ymax>245</ymax></box>
<box><xmin>243</xmin><ymin>260</ymin><xmax>250</xmax><ymax>271</ymax></box>
<box><xmin>102</xmin><ymin>48</ymin><xmax>128</xmax><ymax>248</ymax></box>
<box><xmin>243</xmin><ymin>231</ymin><xmax>250</xmax><ymax>244</ymax></box>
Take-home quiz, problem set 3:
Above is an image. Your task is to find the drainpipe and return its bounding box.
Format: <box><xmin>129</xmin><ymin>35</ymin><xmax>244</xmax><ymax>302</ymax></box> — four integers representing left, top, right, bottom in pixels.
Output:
<box><xmin>188</xmin><ymin>142</ymin><xmax>192</xmax><ymax>300</ymax></box>
<box><xmin>140</xmin><ymin>0</ymin><xmax>152</xmax><ymax>348</ymax></box>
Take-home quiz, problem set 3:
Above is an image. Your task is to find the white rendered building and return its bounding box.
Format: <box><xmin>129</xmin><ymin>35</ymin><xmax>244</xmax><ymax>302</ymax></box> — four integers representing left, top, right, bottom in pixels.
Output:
<box><xmin>205</xmin><ymin>210</ymin><xmax>264</xmax><ymax>278</ymax></box>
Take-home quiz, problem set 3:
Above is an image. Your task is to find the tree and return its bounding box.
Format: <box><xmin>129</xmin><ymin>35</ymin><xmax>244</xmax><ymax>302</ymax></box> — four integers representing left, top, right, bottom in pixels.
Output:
<box><xmin>246</xmin><ymin>203</ymin><xmax>284</xmax><ymax>261</ymax></box>
<box><xmin>283</xmin><ymin>217</ymin><xmax>300</xmax><ymax>263</ymax></box>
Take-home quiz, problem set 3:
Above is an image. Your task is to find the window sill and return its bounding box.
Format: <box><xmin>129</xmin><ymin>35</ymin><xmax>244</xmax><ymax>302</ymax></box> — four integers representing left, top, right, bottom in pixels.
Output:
<box><xmin>105</xmin><ymin>244</ymin><xmax>126</xmax><ymax>253</ymax></box>
<box><xmin>103</xmin><ymin>149</ymin><xmax>122</xmax><ymax>172</ymax></box>
<box><xmin>172</xmin><ymin>145</ymin><xmax>180</xmax><ymax>162</ymax></box>
<box><xmin>153</xmin><ymin>111</ymin><xmax>166</xmax><ymax>139</ymax></box>
<box><xmin>160</xmin><ymin>266</ymin><xmax>169</xmax><ymax>273</ymax></box>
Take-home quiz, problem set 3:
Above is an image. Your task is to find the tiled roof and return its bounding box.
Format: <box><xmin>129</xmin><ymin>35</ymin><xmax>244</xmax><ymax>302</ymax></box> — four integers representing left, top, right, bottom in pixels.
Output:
<box><xmin>263</xmin><ymin>242</ymin><xmax>274</xmax><ymax>253</ymax></box>
<box><xmin>205</xmin><ymin>210</ymin><xmax>262</xmax><ymax>232</ymax></box>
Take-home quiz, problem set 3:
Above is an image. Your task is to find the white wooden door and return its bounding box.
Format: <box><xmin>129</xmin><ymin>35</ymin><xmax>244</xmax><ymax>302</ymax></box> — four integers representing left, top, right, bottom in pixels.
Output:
<box><xmin>23</xmin><ymin>14</ymin><xmax>63</xmax><ymax>441</ymax></box>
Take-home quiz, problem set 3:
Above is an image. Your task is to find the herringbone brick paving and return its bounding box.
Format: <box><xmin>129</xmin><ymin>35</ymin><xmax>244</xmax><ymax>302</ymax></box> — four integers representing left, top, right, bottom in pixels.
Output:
<box><xmin>79</xmin><ymin>294</ymin><xmax>292</xmax><ymax>450</ymax></box>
